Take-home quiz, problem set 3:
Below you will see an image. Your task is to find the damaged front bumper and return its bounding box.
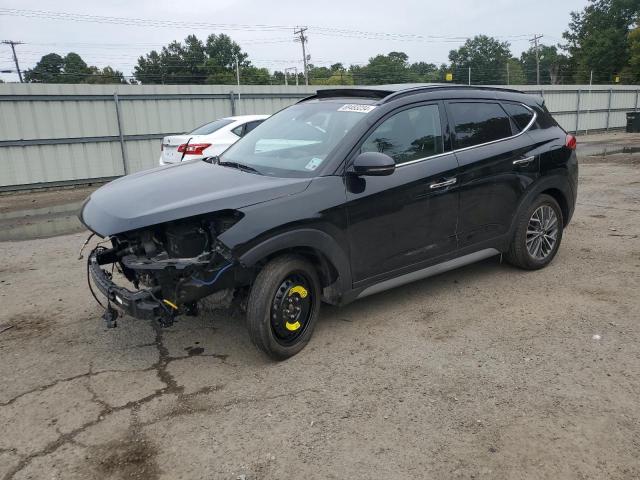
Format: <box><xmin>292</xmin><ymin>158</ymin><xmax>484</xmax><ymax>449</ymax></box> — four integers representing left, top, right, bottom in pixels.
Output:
<box><xmin>88</xmin><ymin>244</ymin><xmax>248</xmax><ymax>326</ymax></box>
<box><xmin>89</xmin><ymin>252</ymin><xmax>167</xmax><ymax>321</ymax></box>
<box><xmin>83</xmin><ymin>211</ymin><xmax>251</xmax><ymax>326</ymax></box>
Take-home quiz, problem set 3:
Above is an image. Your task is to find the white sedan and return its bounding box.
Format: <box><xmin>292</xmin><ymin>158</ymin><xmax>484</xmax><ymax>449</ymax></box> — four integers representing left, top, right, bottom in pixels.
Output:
<box><xmin>159</xmin><ymin>114</ymin><xmax>269</xmax><ymax>165</ymax></box>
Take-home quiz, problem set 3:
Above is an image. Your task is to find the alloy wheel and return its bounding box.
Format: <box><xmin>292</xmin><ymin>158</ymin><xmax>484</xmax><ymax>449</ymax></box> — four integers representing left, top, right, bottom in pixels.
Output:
<box><xmin>526</xmin><ymin>205</ymin><xmax>559</xmax><ymax>260</ymax></box>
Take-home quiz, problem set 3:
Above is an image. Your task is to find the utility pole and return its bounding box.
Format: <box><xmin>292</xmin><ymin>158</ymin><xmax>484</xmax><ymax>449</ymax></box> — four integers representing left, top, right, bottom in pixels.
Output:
<box><xmin>284</xmin><ymin>67</ymin><xmax>298</xmax><ymax>86</ymax></box>
<box><xmin>234</xmin><ymin>56</ymin><xmax>240</xmax><ymax>98</ymax></box>
<box><xmin>294</xmin><ymin>27</ymin><xmax>309</xmax><ymax>86</ymax></box>
<box><xmin>530</xmin><ymin>34</ymin><xmax>543</xmax><ymax>85</ymax></box>
<box><xmin>2</xmin><ymin>40</ymin><xmax>24</xmax><ymax>83</ymax></box>
<box><xmin>468</xmin><ymin>67</ymin><xmax>471</xmax><ymax>86</ymax></box>
<box><xmin>234</xmin><ymin>56</ymin><xmax>241</xmax><ymax>101</ymax></box>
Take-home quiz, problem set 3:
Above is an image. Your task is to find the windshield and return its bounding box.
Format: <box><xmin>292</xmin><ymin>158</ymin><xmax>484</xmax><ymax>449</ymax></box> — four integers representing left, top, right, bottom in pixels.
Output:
<box><xmin>219</xmin><ymin>101</ymin><xmax>373</xmax><ymax>177</ymax></box>
<box><xmin>189</xmin><ymin>118</ymin><xmax>234</xmax><ymax>135</ymax></box>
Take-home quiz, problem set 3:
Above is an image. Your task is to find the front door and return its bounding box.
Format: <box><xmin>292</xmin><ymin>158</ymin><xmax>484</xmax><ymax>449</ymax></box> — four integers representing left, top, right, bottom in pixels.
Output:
<box><xmin>345</xmin><ymin>103</ymin><xmax>459</xmax><ymax>285</ymax></box>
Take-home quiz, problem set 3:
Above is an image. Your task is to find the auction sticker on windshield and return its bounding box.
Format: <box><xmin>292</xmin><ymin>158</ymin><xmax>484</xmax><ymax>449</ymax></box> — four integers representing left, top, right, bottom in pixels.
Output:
<box><xmin>305</xmin><ymin>157</ymin><xmax>324</xmax><ymax>171</ymax></box>
<box><xmin>337</xmin><ymin>104</ymin><xmax>377</xmax><ymax>113</ymax></box>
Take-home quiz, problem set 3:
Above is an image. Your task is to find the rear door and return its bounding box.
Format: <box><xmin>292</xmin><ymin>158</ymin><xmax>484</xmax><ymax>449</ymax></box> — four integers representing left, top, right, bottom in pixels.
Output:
<box><xmin>447</xmin><ymin>100</ymin><xmax>537</xmax><ymax>248</ymax></box>
<box><xmin>345</xmin><ymin>102</ymin><xmax>459</xmax><ymax>283</ymax></box>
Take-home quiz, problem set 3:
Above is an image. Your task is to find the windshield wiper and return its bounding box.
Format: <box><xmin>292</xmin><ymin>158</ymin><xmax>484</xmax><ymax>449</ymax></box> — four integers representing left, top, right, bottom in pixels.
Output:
<box><xmin>202</xmin><ymin>155</ymin><xmax>220</xmax><ymax>164</ymax></box>
<box><xmin>217</xmin><ymin>161</ymin><xmax>262</xmax><ymax>175</ymax></box>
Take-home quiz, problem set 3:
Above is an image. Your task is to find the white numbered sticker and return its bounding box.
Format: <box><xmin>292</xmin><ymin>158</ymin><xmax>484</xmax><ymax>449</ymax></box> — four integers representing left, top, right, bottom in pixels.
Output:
<box><xmin>305</xmin><ymin>157</ymin><xmax>324</xmax><ymax>171</ymax></box>
<box><xmin>337</xmin><ymin>104</ymin><xmax>377</xmax><ymax>113</ymax></box>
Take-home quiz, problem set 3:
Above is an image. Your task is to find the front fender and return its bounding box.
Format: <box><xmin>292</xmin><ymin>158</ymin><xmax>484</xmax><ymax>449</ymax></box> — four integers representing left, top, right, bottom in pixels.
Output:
<box><xmin>237</xmin><ymin>228</ymin><xmax>352</xmax><ymax>293</ymax></box>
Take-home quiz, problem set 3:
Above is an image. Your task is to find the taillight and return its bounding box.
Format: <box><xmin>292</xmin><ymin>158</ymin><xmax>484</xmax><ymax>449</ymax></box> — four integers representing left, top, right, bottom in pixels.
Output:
<box><xmin>177</xmin><ymin>143</ymin><xmax>211</xmax><ymax>155</ymax></box>
<box><xmin>566</xmin><ymin>134</ymin><xmax>577</xmax><ymax>150</ymax></box>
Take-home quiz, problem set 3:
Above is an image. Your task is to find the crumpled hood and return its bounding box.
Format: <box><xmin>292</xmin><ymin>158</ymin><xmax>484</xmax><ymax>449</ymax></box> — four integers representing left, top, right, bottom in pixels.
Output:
<box><xmin>80</xmin><ymin>160</ymin><xmax>311</xmax><ymax>236</ymax></box>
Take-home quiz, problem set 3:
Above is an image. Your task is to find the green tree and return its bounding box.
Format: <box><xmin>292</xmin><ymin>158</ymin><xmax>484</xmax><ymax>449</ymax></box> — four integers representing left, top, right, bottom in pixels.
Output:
<box><xmin>203</xmin><ymin>33</ymin><xmax>249</xmax><ymax>84</ymax></box>
<box><xmin>24</xmin><ymin>53</ymin><xmax>64</xmax><ymax>83</ymax></box>
<box><xmin>625</xmin><ymin>27</ymin><xmax>640</xmax><ymax>82</ymax></box>
<box><xmin>506</xmin><ymin>58</ymin><xmax>527</xmax><ymax>85</ymax></box>
<box><xmin>133</xmin><ymin>33</ymin><xmax>266</xmax><ymax>85</ymax></box>
<box><xmin>61</xmin><ymin>53</ymin><xmax>91</xmax><ymax>82</ymax></box>
<box><xmin>408</xmin><ymin>61</ymin><xmax>439</xmax><ymax>82</ymax></box>
<box><xmin>563</xmin><ymin>0</ymin><xmax>640</xmax><ymax>83</ymax></box>
<box><xmin>85</xmin><ymin>66</ymin><xmax>127</xmax><ymax>84</ymax></box>
<box><xmin>241</xmin><ymin>66</ymin><xmax>271</xmax><ymax>85</ymax></box>
<box><xmin>134</xmin><ymin>50</ymin><xmax>164</xmax><ymax>84</ymax></box>
<box><xmin>448</xmin><ymin>35</ymin><xmax>512</xmax><ymax>84</ymax></box>
<box><xmin>520</xmin><ymin>45</ymin><xmax>573</xmax><ymax>84</ymax></box>
<box><xmin>358</xmin><ymin>52</ymin><xmax>414</xmax><ymax>84</ymax></box>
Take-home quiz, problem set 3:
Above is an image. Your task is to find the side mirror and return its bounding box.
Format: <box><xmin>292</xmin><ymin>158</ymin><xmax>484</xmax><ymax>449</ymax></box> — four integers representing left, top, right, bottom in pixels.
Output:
<box><xmin>348</xmin><ymin>152</ymin><xmax>396</xmax><ymax>176</ymax></box>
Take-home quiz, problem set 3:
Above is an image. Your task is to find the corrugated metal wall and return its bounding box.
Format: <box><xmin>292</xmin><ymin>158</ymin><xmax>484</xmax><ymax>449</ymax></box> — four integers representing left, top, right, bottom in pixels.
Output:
<box><xmin>1</xmin><ymin>83</ymin><xmax>639</xmax><ymax>190</ymax></box>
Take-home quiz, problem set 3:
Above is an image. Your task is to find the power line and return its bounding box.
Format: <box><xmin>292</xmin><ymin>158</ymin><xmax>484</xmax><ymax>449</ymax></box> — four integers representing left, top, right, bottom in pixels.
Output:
<box><xmin>1</xmin><ymin>40</ymin><xmax>24</xmax><ymax>82</ymax></box>
<box><xmin>0</xmin><ymin>8</ymin><xmax>537</xmax><ymax>44</ymax></box>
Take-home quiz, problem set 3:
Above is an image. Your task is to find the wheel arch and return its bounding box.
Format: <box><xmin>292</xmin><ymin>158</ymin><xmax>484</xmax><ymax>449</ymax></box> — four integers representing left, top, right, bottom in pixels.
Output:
<box><xmin>237</xmin><ymin>229</ymin><xmax>352</xmax><ymax>296</ymax></box>
<box><xmin>539</xmin><ymin>187</ymin><xmax>570</xmax><ymax>227</ymax></box>
<box><xmin>508</xmin><ymin>174</ymin><xmax>574</xmax><ymax>241</ymax></box>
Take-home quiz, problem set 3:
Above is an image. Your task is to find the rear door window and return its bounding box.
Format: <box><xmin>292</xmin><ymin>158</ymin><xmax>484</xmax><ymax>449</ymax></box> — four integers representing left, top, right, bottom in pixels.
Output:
<box><xmin>448</xmin><ymin>102</ymin><xmax>513</xmax><ymax>149</ymax></box>
<box><xmin>360</xmin><ymin>104</ymin><xmax>444</xmax><ymax>165</ymax></box>
<box><xmin>502</xmin><ymin>103</ymin><xmax>535</xmax><ymax>132</ymax></box>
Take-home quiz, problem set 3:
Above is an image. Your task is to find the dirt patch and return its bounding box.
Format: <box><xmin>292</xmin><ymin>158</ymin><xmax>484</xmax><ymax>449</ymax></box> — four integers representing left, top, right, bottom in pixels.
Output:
<box><xmin>1</xmin><ymin>312</ymin><xmax>58</xmax><ymax>340</ymax></box>
<box><xmin>92</xmin><ymin>436</ymin><xmax>160</xmax><ymax>480</ymax></box>
<box><xmin>0</xmin><ymin>186</ymin><xmax>98</xmax><ymax>215</ymax></box>
<box><xmin>581</xmin><ymin>153</ymin><xmax>640</xmax><ymax>165</ymax></box>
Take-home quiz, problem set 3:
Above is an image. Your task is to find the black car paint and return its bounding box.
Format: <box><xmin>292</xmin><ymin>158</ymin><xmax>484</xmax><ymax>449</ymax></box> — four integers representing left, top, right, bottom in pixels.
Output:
<box><xmin>80</xmin><ymin>158</ymin><xmax>311</xmax><ymax>236</ymax></box>
<box><xmin>81</xmin><ymin>85</ymin><xmax>577</xmax><ymax>313</ymax></box>
<box><xmin>225</xmin><ymin>89</ymin><xmax>576</xmax><ymax>301</ymax></box>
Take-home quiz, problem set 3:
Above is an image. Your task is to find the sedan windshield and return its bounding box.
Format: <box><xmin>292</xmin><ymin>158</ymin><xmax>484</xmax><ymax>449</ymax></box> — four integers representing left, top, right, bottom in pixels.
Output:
<box><xmin>219</xmin><ymin>101</ymin><xmax>373</xmax><ymax>177</ymax></box>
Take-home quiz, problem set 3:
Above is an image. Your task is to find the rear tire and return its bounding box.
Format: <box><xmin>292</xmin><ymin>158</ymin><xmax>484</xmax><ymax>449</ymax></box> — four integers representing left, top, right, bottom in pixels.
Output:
<box><xmin>246</xmin><ymin>255</ymin><xmax>321</xmax><ymax>360</ymax></box>
<box><xmin>505</xmin><ymin>194</ymin><xmax>563</xmax><ymax>270</ymax></box>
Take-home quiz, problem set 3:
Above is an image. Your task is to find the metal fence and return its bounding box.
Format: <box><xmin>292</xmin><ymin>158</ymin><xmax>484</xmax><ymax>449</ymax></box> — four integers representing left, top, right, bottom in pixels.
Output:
<box><xmin>1</xmin><ymin>83</ymin><xmax>639</xmax><ymax>191</ymax></box>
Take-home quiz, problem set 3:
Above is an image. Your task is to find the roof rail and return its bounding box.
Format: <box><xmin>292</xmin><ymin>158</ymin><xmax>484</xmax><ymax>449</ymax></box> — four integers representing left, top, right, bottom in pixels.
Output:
<box><xmin>380</xmin><ymin>84</ymin><xmax>526</xmax><ymax>104</ymax></box>
<box><xmin>297</xmin><ymin>84</ymin><xmax>530</xmax><ymax>105</ymax></box>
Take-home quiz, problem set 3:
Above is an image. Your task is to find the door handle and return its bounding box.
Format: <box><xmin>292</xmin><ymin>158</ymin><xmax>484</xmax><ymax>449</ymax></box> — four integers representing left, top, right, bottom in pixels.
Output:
<box><xmin>430</xmin><ymin>178</ymin><xmax>457</xmax><ymax>189</ymax></box>
<box><xmin>513</xmin><ymin>156</ymin><xmax>535</xmax><ymax>166</ymax></box>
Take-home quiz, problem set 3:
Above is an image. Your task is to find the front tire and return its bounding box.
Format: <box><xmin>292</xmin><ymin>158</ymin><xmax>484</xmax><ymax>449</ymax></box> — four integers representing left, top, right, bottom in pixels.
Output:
<box><xmin>505</xmin><ymin>194</ymin><xmax>563</xmax><ymax>270</ymax></box>
<box><xmin>246</xmin><ymin>255</ymin><xmax>321</xmax><ymax>360</ymax></box>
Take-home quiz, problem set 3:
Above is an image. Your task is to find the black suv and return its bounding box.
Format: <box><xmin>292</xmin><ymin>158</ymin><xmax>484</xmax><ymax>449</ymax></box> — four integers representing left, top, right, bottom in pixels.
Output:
<box><xmin>81</xmin><ymin>84</ymin><xmax>578</xmax><ymax>359</ymax></box>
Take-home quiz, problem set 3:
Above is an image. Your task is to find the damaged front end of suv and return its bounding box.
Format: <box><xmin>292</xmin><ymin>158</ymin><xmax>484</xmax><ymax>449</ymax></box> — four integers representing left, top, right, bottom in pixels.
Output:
<box><xmin>86</xmin><ymin>210</ymin><xmax>249</xmax><ymax>327</ymax></box>
<box><xmin>78</xmin><ymin>156</ymin><xmax>315</xmax><ymax>330</ymax></box>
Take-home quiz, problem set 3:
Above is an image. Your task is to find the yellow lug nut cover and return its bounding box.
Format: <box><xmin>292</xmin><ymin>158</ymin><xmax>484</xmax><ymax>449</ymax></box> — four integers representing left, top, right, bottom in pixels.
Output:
<box><xmin>288</xmin><ymin>285</ymin><xmax>308</xmax><ymax>298</ymax></box>
<box><xmin>285</xmin><ymin>320</ymin><xmax>302</xmax><ymax>331</ymax></box>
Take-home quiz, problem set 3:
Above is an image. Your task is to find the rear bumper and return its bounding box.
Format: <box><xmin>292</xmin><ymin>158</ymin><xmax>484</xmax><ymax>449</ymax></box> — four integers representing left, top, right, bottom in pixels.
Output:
<box><xmin>89</xmin><ymin>253</ymin><xmax>166</xmax><ymax>320</ymax></box>
<box><xmin>159</xmin><ymin>154</ymin><xmax>206</xmax><ymax>166</ymax></box>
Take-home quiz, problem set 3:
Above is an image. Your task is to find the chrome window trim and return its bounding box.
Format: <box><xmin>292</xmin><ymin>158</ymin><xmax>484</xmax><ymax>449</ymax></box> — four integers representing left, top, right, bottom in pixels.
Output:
<box><xmin>395</xmin><ymin>102</ymin><xmax>537</xmax><ymax>169</ymax></box>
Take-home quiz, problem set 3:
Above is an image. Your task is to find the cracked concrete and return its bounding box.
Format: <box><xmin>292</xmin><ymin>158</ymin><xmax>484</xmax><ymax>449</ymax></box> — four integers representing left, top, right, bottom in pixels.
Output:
<box><xmin>1</xmin><ymin>136</ymin><xmax>640</xmax><ymax>479</ymax></box>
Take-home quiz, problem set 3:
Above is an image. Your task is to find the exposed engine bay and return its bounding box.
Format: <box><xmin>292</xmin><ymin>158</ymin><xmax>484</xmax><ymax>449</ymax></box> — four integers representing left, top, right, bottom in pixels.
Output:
<box><xmin>87</xmin><ymin>210</ymin><xmax>250</xmax><ymax>327</ymax></box>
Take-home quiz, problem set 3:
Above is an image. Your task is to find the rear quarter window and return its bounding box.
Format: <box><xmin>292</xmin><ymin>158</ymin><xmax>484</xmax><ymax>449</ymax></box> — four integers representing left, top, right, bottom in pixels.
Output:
<box><xmin>449</xmin><ymin>102</ymin><xmax>513</xmax><ymax>149</ymax></box>
<box><xmin>502</xmin><ymin>103</ymin><xmax>535</xmax><ymax>132</ymax></box>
